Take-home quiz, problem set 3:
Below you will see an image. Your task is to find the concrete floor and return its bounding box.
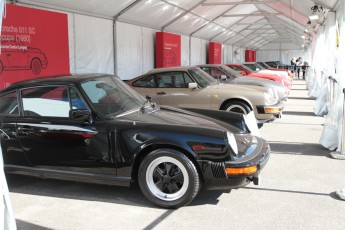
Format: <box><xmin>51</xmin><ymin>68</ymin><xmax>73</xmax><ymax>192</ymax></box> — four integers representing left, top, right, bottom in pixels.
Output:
<box><xmin>8</xmin><ymin>80</ymin><xmax>345</xmax><ymax>230</ymax></box>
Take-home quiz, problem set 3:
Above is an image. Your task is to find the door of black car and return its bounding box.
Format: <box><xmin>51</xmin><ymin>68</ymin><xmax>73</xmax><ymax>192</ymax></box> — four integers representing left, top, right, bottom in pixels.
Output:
<box><xmin>0</xmin><ymin>90</ymin><xmax>29</xmax><ymax>166</ymax></box>
<box><xmin>16</xmin><ymin>85</ymin><xmax>117</xmax><ymax>176</ymax></box>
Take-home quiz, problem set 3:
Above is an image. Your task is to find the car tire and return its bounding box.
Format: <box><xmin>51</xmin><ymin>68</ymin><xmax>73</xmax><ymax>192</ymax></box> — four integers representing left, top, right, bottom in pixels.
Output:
<box><xmin>31</xmin><ymin>58</ymin><xmax>42</xmax><ymax>75</ymax></box>
<box><xmin>138</xmin><ymin>149</ymin><xmax>201</xmax><ymax>209</ymax></box>
<box><xmin>222</xmin><ymin>100</ymin><xmax>251</xmax><ymax>114</ymax></box>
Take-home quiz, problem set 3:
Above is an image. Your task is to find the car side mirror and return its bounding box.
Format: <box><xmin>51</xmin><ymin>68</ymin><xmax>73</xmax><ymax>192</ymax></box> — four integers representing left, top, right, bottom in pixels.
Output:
<box><xmin>256</xmin><ymin>68</ymin><xmax>260</xmax><ymax>71</ymax></box>
<box><xmin>188</xmin><ymin>82</ymin><xmax>198</xmax><ymax>89</ymax></box>
<box><xmin>240</xmin><ymin>71</ymin><xmax>246</xmax><ymax>76</ymax></box>
<box><xmin>69</xmin><ymin>109</ymin><xmax>92</xmax><ymax>123</ymax></box>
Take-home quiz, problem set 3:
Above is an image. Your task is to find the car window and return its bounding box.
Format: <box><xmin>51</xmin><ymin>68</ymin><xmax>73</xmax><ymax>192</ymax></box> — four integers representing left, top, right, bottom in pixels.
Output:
<box><xmin>0</xmin><ymin>91</ymin><xmax>19</xmax><ymax>115</ymax></box>
<box><xmin>156</xmin><ymin>72</ymin><xmax>174</xmax><ymax>88</ymax></box>
<box><xmin>69</xmin><ymin>87</ymin><xmax>88</xmax><ymax>110</ymax></box>
<box><xmin>243</xmin><ymin>64</ymin><xmax>256</xmax><ymax>71</ymax></box>
<box><xmin>188</xmin><ymin>68</ymin><xmax>217</xmax><ymax>87</ymax></box>
<box><xmin>200</xmin><ymin>67</ymin><xmax>212</xmax><ymax>76</ymax></box>
<box><xmin>81</xmin><ymin>76</ymin><xmax>143</xmax><ymax>117</ymax></box>
<box><xmin>219</xmin><ymin>66</ymin><xmax>241</xmax><ymax>78</ymax></box>
<box><xmin>183</xmin><ymin>73</ymin><xmax>194</xmax><ymax>86</ymax></box>
<box><xmin>229</xmin><ymin>66</ymin><xmax>242</xmax><ymax>72</ymax></box>
<box><xmin>21</xmin><ymin>86</ymin><xmax>71</xmax><ymax>117</ymax></box>
<box><xmin>133</xmin><ymin>75</ymin><xmax>156</xmax><ymax>88</ymax></box>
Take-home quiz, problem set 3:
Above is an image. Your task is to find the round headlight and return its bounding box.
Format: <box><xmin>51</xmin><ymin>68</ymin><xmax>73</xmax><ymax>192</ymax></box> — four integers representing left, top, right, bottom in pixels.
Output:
<box><xmin>264</xmin><ymin>92</ymin><xmax>278</xmax><ymax>105</ymax></box>
<box><xmin>226</xmin><ymin>131</ymin><xmax>238</xmax><ymax>155</ymax></box>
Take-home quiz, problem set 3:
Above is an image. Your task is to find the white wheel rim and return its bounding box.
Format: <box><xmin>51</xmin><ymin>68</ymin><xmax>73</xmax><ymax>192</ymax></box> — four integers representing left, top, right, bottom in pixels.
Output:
<box><xmin>226</xmin><ymin>104</ymin><xmax>248</xmax><ymax>114</ymax></box>
<box><xmin>146</xmin><ymin>156</ymin><xmax>189</xmax><ymax>201</ymax></box>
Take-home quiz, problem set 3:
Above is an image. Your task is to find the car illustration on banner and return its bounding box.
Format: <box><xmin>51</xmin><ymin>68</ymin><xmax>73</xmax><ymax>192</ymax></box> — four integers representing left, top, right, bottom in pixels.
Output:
<box><xmin>0</xmin><ymin>40</ymin><xmax>48</xmax><ymax>75</ymax></box>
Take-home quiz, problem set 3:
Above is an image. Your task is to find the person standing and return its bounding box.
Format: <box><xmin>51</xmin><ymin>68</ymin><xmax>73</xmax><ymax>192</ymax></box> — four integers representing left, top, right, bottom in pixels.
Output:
<box><xmin>301</xmin><ymin>61</ymin><xmax>309</xmax><ymax>80</ymax></box>
<box><xmin>290</xmin><ymin>57</ymin><xmax>297</xmax><ymax>78</ymax></box>
<box><xmin>296</xmin><ymin>57</ymin><xmax>303</xmax><ymax>79</ymax></box>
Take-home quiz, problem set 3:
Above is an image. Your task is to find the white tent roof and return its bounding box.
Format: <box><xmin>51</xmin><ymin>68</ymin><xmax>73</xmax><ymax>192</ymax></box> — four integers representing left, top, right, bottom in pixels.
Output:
<box><xmin>17</xmin><ymin>0</ymin><xmax>340</xmax><ymax>49</ymax></box>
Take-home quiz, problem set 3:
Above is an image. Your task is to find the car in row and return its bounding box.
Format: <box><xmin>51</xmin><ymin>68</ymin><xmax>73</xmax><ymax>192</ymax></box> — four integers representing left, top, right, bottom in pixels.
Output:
<box><xmin>0</xmin><ymin>74</ymin><xmax>270</xmax><ymax>208</ymax></box>
<box><xmin>197</xmin><ymin>64</ymin><xmax>290</xmax><ymax>101</ymax></box>
<box><xmin>243</xmin><ymin>62</ymin><xmax>293</xmax><ymax>81</ymax></box>
<box><xmin>226</xmin><ymin>63</ymin><xmax>292</xmax><ymax>89</ymax></box>
<box><xmin>126</xmin><ymin>66</ymin><xmax>284</xmax><ymax>125</ymax></box>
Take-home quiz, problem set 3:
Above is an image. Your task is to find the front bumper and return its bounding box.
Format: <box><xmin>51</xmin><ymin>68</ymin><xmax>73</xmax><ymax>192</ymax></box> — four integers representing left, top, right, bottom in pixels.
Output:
<box><xmin>254</xmin><ymin>101</ymin><xmax>284</xmax><ymax>122</ymax></box>
<box><xmin>199</xmin><ymin>138</ymin><xmax>270</xmax><ymax>190</ymax></box>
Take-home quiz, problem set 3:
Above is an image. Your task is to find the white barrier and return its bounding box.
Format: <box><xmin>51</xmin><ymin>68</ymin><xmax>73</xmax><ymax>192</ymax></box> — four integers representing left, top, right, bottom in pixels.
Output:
<box><xmin>330</xmin><ymin>88</ymin><xmax>345</xmax><ymax>159</ymax></box>
<box><xmin>0</xmin><ymin>143</ymin><xmax>17</xmax><ymax>229</ymax></box>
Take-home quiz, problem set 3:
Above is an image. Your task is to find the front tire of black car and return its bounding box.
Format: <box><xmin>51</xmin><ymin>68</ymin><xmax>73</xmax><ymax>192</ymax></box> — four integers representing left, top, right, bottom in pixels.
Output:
<box><xmin>138</xmin><ymin>149</ymin><xmax>201</xmax><ymax>209</ymax></box>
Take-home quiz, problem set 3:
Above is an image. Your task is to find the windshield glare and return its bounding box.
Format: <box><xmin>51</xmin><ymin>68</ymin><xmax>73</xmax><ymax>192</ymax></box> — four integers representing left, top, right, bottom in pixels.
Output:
<box><xmin>81</xmin><ymin>76</ymin><xmax>145</xmax><ymax>117</ymax></box>
<box><xmin>188</xmin><ymin>68</ymin><xmax>217</xmax><ymax>87</ymax></box>
<box><xmin>241</xmin><ymin>65</ymin><xmax>255</xmax><ymax>73</ymax></box>
<box><xmin>219</xmin><ymin>65</ymin><xmax>243</xmax><ymax>78</ymax></box>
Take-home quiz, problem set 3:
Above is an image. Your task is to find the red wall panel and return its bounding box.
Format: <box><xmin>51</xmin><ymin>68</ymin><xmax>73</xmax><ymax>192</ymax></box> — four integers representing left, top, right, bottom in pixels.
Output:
<box><xmin>0</xmin><ymin>4</ymin><xmax>70</xmax><ymax>89</ymax></box>
<box><xmin>245</xmin><ymin>50</ymin><xmax>256</xmax><ymax>62</ymax></box>
<box><xmin>208</xmin><ymin>42</ymin><xmax>222</xmax><ymax>64</ymax></box>
<box><xmin>156</xmin><ymin>32</ymin><xmax>181</xmax><ymax>68</ymax></box>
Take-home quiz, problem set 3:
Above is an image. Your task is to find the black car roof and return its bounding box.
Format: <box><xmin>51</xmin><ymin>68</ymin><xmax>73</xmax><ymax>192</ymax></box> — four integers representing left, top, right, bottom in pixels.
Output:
<box><xmin>0</xmin><ymin>73</ymin><xmax>115</xmax><ymax>93</ymax></box>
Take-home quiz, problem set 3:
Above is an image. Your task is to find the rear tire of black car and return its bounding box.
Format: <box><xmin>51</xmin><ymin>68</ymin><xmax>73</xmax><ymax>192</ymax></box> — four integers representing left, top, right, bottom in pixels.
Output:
<box><xmin>138</xmin><ymin>149</ymin><xmax>201</xmax><ymax>209</ymax></box>
<box><xmin>31</xmin><ymin>58</ymin><xmax>42</xmax><ymax>75</ymax></box>
<box><xmin>222</xmin><ymin>100</ymin><xmax>251</xmax><ymax>114</ymax></box>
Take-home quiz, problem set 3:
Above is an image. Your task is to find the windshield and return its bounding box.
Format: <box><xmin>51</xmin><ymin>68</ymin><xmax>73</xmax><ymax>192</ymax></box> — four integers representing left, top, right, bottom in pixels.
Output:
<box><xmin>81</xmin><ymin>76</ymin><xmax>146</xmax><ymax>117</ymax></box>
<box><xmin>188</xmin><ymin>68</ymin><xmax>217</xmax><ymax>88</ymax></box>
<box><xmin>241</xmin><ymin>64</ymin><xmax>255</xmax><ymax>73</ymax></box>
<box><xmin>219</xmin><ymin>65</ymin><xmax>243</xmax><ymax>78</ymax></box>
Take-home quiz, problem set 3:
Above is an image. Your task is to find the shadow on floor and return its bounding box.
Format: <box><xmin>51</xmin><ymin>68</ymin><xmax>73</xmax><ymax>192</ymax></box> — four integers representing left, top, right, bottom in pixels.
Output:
<box><xmin>282</xmin><ymin>111</ymin><xmax>318</xmax><ymax>116</ymax></box>
<box><xmin>268</xmin><ymin>141</ymin><xmax>330</xmax><ymax>157</ymax></box>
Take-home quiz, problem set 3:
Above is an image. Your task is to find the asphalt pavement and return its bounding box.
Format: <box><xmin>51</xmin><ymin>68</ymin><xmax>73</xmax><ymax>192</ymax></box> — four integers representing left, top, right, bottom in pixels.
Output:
<box><xmin>8</xmin><ymin>79</ymin><xmax>345</xmax><ymax>230</ymax></box>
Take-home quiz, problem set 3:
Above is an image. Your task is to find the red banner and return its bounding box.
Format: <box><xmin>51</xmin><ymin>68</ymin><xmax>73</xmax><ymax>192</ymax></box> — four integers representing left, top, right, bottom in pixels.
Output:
<box><xmin>209</xmin><ymin>42</ymin><xmax>222</xmax><ymax>64</ymax></box>
<box><xmin>0</xmin><ymin>4</ymin><xmax>70</xmax><ymax>89</ymax></box>
<box><xmin>245</xmin><ymin>50</ymin><xmax>256</xmax><ymax>62</ymax></box>
<box><xmin>156</xmin><ymin>32</ymin><xmax>181</xmax><ymax>68</ymax></box>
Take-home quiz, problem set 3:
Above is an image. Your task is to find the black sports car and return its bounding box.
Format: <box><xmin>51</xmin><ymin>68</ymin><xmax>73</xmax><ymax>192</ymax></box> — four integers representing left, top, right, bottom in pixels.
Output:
<box><xmin>0</xmin><ymin>74</ymin><xmax>270</xmax><ymax>208</ymax></box>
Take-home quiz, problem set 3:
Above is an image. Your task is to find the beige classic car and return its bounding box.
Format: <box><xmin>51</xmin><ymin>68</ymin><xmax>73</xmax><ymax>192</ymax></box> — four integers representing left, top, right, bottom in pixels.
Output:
<box><xmin>126</xmin><ymin>67</ymin><xmax>284</xmax><ymax>123</ymax></box>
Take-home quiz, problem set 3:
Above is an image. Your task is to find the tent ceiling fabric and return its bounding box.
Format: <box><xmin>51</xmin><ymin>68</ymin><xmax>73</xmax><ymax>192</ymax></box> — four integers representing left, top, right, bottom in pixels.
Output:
<box><xmin>17</xmin><ymin>0</ymin><xmax>340</xmax><ymax>49</ymax></box>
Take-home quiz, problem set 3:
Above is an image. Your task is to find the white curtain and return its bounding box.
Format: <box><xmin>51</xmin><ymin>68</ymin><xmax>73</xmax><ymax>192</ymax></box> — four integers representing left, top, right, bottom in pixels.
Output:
<box><xmin>256</xmin><ymin>50</ymin><xmax>280</xmax><ymax>62</ymax></box>
<box><xmin>222</xmin><ymin>44</ymin><xmax>233</xmax><ymax>64</ymax></box>
<box><xmin>315</xmin><ymin>9</ymin><xmax>344</xmax><ymax>150</ymax></box>
<box><xmin>190</xmin><ymin>37</ymin><xmax>207</xmax><ymax>65</ymax></box>
<box><xmin>70</xmin><ymin>14</ymin><xmax>114</xmax><ymax>74</ymax></box>
<box><xmin>115</xmin><ymin>22</ymin><xmax>157</xmax><ymax>80</ymax></box>
<box><xmin>181</xmin><ymin>35</ymin><xmax>190</xmax><ymax>66</ymax></box>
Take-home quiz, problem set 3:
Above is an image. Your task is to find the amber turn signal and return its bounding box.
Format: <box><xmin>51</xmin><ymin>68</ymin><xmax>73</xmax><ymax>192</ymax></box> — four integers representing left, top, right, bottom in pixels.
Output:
<box><xmin>264</xmin><ymin>107</ymin><xmax>280</xmax><ymax>113</ymax></box>
<box><xmin>226</xmin><ymin>165</ymin><xmax>258</xmax><ymax>175</ymax></box>
<box><xmin>265</xmin><ymin>108</ymin><xmax>280</xmax><ymax>113</ymax></box>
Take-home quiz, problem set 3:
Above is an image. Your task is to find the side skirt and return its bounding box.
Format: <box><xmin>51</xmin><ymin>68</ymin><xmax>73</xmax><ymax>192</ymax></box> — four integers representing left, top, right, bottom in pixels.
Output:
<box><xmin>5</xmin><ymin>165</ymin><xmax>131</xmax><ymax>187</ymax></box>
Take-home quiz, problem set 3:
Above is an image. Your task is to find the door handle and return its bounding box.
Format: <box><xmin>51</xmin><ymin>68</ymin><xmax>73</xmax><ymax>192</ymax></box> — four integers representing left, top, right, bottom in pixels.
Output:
<box><xmin>17</xmin><ymin>126</ymin><xmax>33</xmax><ymax>132</ymax></box>
<box><xmin>157</xmin><ymin>92</ymin><xmax>166</xmax><ymax>95</ymax></box>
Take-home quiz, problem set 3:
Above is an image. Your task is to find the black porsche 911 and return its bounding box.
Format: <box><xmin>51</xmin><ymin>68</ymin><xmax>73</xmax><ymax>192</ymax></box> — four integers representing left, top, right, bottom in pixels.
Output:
<box><xmin>0</xmin><ymin>74</ymin><xmax>270</xmax><ymax>208</ymax></box>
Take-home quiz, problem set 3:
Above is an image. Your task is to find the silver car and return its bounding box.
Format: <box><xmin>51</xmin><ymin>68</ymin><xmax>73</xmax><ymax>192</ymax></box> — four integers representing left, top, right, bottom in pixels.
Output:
<box><xmin>126</xmin><ymin>66</ymin><xmax>284</xmax><ymax>123</ymax></box>
<box><xmin>198</xmin><ymin>64</ymin><xmax>290</xmax><ymax>101</ymax></box>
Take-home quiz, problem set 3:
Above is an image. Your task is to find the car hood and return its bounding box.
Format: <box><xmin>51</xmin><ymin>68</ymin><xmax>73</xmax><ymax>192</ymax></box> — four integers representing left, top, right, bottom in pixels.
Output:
<box><xmin>247</xmin><ymin>72</ymin><xmax>281</xmax><ymax>80</ymax></box>
<box><xmin>208</xmin><ymin>82</ymin><xmax>265</xmax><ymax>93</ymax></box>
<box><xmin>116</xmin><ymin>108</ymin><xmax>238</xmax><ymax>133</ymax></box>
<box><xmin>231</xmin><ymin>76</ymin><xmax>286</xmax><ymax>88</ymax></box>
